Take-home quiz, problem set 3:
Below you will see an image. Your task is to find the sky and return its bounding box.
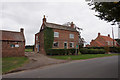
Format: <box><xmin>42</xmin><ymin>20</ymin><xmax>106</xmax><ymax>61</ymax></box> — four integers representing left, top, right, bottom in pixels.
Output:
<box><xmin>0</xmin><ymin>0</ymin><xmax>118</xmax><ymax>45</ymax></box>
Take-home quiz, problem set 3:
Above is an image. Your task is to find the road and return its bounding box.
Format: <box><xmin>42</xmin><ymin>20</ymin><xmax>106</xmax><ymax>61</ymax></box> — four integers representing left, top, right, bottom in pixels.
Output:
<box><xmin>3</xmin><ymin>56</ymin><xmax>118</xmax><ymax>78</ymax></box>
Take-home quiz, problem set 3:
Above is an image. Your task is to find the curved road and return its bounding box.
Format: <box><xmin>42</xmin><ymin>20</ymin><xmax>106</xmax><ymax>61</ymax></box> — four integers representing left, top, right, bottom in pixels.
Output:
<box><xmin>3</xmin><ymin>56</ymin><xmax>118</xmax><ymax>78</ymax></box>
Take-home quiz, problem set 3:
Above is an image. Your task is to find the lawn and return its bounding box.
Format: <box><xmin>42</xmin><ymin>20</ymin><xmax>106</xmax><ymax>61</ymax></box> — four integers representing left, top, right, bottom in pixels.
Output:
<box><xmin>50</xmin><ymin>54</ymin><xmax>118</xmax><ymax>60</ymax></box>
<box><xmin>2</xmin><ymin>57</ymin><xmax>29</xmax><ymax>74</ymax></box>
<box><xmin>25</xmin><ymin>49</ymin><xmax>33</xmax><ymax>52</ymax></box>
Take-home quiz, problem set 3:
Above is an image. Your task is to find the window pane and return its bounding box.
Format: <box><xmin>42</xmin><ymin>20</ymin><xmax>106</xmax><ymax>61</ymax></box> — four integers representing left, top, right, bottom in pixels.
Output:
<box><xmin>53</xmin><ymin>42</ymin><xmax>58</xmax><ymax>47</ymax></box>
<box><xmin>54</xmin><ymin>32</ymin><xmax>59</xmax><ymax>37</ymax></box>
<box><xmin>69</xmin><ymin>34</ymin><xmax>74</xmax><ymax>38</ymax></box>
<box><xmin>69</xmin><ymin>42</ymin><xmax>74</xmax><ymax>48</ymax></box>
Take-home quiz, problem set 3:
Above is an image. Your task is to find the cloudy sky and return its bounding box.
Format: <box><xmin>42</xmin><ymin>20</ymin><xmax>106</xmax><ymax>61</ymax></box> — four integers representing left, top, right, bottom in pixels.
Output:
<box><xmin>0</xmin><ymin>0</ymin><xmax>118</xmax><ymax>45</ymax></box>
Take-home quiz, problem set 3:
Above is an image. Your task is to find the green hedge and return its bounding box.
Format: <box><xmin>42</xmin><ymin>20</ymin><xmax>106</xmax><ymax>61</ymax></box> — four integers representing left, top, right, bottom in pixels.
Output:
<box><xmin>46</xmin><ymin>49</ymin><xmax>78</xmax><ymax>55</ymax></box>
<box><xmin>85</xmin><ymin>47</ymin><xmax>120</xmax><ymax>53</ymax></box>
<box><xmin>80</xmin><ymin>48</ymin><xmax>105</xmax><ymax>54</ymax></box>
<box><xmin>109</xmin><ymin>47</ymin><xmax>120</xmax><ymax>53</ymax></box>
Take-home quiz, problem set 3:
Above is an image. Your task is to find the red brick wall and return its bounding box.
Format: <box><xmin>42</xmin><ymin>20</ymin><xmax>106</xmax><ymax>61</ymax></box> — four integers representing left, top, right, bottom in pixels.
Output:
<box><xmin>34</xmin><ymin>31</ymin><xmax>46</xmax><ymax>54</ymax></box>
<box><xmin>2</xmin><ymin>41</ymin><xmax>25</xmax><ymax>57</ymax></box>
<box><xmin>53</xmin><ymin>29</ymin><xmax>79</xmax><ymax>49</ymax></box>
<box><xmin>34</xmin><ymin>33</ymin><xmax>39</xmax><ymax>52</ymax></box>
<box><xmin>35</xmin><ymin>28</ymin><xmax>79</xmax><ymax>54</ymax></box>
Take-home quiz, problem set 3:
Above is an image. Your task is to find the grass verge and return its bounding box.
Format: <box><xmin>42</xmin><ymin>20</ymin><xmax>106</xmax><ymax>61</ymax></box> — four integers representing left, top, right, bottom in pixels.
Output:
<box><xmin>2</xmin><ymin>57</ymin><xmax>29</xmax><ymax>74</ymax></box>
<box><xmin>50</xmin><ymin>54</ymin><xmax>118</xmax><ymax>60</ymax></box>
<box><xmin>25</xmin><ymin>49</ymin><xmax>33</xmax><ymax>52</ymax></box>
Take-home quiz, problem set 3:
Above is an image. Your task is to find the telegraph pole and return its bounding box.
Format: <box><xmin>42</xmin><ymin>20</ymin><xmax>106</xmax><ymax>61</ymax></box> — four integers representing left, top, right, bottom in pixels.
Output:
<box><xmin>112</xmin><ymin>27</ymin><xmax>115</xmax><ymax>47</ymax></box>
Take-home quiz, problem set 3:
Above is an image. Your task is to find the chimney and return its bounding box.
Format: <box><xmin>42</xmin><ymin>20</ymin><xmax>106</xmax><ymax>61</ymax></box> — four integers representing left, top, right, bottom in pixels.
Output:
<box><xmin>71</xmin><ymin>22</ymin><xmax>74</xmax><ymax>28</ymax></box>
<box><xmin>108</xmin><ymin>34</ymin><xmax>110</xmax><ymax>37</ymax></box>
<box><xmin>43</xmin><ymin>15</ymin><xmax>46</xmax><ymax>23</ymax></box>
<box><xmin>98</xmin><ymin>33</ymin><xmax>100</xmax><ymax>36</ymax></box>
<box><xmin>92</xmin><ymin>39</ymin><xmax>94</xmax><ymax>42</ymax></box>
<box><xmin>20</xmin><ymin>28</ymin><xmax>24</xmax><ymax>33</ymax></box>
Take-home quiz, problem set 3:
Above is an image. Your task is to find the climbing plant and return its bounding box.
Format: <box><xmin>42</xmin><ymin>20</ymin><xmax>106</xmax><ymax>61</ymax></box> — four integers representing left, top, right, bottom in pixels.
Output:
<box><xmin>44</xmin><ymin>27</ymin><xmax>54</xmax><ymax>53</ymax></box>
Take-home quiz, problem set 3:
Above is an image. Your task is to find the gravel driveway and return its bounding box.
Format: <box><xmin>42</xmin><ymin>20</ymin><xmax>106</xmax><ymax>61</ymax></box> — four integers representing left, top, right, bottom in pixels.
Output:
<box><xmin>8</xmin><ymin>52</ymin><xmax>68</xmax><ymax>73</ymax></box>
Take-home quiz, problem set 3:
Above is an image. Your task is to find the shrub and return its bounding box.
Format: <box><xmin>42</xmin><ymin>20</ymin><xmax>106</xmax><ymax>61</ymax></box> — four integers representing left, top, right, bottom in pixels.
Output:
<box><xmin>109</xmin><ymin>47</ymin><xmax>120</xmax><ymax>53</ymax></box>
<box><xmin>85</xmin><ymin>47</ymin><xmax>120</xmax><ymax>53</ymax></box>
<box><xmin>46</xmin><ymin>49</ymin><xmax>78</xmax><ymax>55</ymax></box>
<box><xmin>80</xmin><ymin>48</ymin><xmax>105</xmax><ymax>54</ymax></box>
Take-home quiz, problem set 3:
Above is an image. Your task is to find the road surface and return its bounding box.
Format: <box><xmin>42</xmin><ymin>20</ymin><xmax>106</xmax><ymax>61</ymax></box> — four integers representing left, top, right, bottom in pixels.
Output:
<box><xmin>3</xmin><ymin>56</ymin><xmax>118</xmax><ymax>78</ymax></box>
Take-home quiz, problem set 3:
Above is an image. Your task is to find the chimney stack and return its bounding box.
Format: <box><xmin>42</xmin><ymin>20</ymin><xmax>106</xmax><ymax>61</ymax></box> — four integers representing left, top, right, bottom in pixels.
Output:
<box><xmin>71</xmin><ymin>22</ymin><xmax>74</xmax><ymax>28</ymax></box>
<box><xmin>98</xmin><ymin>33</ymin><xmax>100</xmax><ymax>36</ymax></box>
<box><xmin>108</xmin><ymin>34</ymin><xmax>110</xmax><ymax>37</ymax></box>
<box><xmin>20</xmin><ymin>28</ymin><xmax>24</xmax><ymax>33</ymax></box>
<box><xmin>43</xmin><ymin>15</ymin><xmax>46</xmax><ymax>23</ymax></box>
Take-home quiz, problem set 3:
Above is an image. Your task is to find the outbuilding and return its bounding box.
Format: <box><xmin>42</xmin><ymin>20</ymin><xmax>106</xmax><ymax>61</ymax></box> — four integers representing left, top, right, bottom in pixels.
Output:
<box><xmin>0</xmin><ymin>28</ymin><xmax>25</xmax><ymax>57</ymax></box>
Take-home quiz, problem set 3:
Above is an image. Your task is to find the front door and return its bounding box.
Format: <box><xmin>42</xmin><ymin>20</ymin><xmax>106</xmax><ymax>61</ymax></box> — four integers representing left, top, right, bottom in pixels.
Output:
<box><xmin>64</xmin><ymin>42</ymin><xmax>67</xmax><ymax>49</ymax></box>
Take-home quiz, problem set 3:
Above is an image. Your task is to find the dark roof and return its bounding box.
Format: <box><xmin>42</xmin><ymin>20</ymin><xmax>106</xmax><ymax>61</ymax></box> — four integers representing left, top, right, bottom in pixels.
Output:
<box><xmin>44</xmin><ymin>22</ymin><xmax>77</xmax><ymax>32</ymax></box>
<box><xmin>0</xmin><ymin>30</ymin><xmax>25</xmax><ymax>41</ymax></box>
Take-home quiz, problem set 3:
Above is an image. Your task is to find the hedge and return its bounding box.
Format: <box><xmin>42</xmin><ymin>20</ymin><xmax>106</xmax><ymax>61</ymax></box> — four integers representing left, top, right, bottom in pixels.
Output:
<box><xmin>80</xmin><ymin>48</ymin><xmax>105</xmax><ymax>54</ymax></box>
<box><xmin>85</xmin><ymin>47</ymin><xmax>120</xmax><ymax>53</ymax></box>
<box><xmin>46</xmin><ymin>49</ymin><xmax>78</xmax><ymax>55</ymax></box>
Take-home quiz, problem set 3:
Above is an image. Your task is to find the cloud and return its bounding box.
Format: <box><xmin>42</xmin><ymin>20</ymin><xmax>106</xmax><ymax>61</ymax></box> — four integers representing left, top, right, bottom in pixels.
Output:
<box><xmin>0</xmin><ymin>1</ymin><xmax>118</xmax><ymax>45</ymax></box>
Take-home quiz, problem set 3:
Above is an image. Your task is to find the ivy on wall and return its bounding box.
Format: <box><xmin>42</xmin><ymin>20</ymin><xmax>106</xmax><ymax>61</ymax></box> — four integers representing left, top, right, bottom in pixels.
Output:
<box><xmin>44</xmin><ymin>27</ymin><xmax>54</xmax><ymax>53</ymax></box>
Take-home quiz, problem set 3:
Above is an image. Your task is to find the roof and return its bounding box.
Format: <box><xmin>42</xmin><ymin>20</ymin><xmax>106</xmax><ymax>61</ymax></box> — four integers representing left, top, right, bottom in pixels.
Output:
<box><xmin>100</xmin><ymin>35</ymin><xmax>115</xmax><ymax>41</ymax></box>
<box><xmin>0</xmin><ymin>30</ymin><xmax>25</xmax><ymax>41</ymax></box>
<box><xmin>95</xmin><ymin>41</ymin><xmax>104</xmax><ymax>46</ymax></box>
<box><xmin>44</xmin><ymin>22</ymin><xmax>78</xmax><ymax>32</ymax></box>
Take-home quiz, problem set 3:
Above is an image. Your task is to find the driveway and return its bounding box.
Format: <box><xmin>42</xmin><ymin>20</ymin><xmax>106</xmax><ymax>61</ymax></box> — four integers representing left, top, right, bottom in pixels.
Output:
<box><xmin>6</xmin><ymin>52</ymin><xmax>68</xmax><ymax>73</ymax></box>
<box><xmin>3</xmin><ymin>55</ymin><xmax>118</xmax><ymax>78</ymax></box>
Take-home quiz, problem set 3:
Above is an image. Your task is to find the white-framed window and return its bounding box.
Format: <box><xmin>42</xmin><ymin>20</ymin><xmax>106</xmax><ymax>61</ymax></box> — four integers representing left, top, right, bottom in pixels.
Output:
<box><xmin>107</xmin><ymin>41</ymin><xmax>110</xmax><ymax>45</ymax></box>
<box><xmin>54</xmin><ymin>32</ymin><xmax>59</xmax><ymax>37</ymax></box>
<box><xmin>111</xmin><ymin>41</ymin><xmax>113</xmax><ymax>45</ymax></box>
<box><xmin>53</xmin><ymin>42</ymin><xmax>59</xmax><ymax>47</ymax></box>
<box><xmin>69</xmin><ymin>42</ymin><xmax>74</xmax><ymax>48</ymax></box>
<box><xmin>36</xmin><ymin>44</ymin><xmax>38</xmax><ymax>48</ymax></box>
<box><xmin>36</xmin><ymin>36</ymin><xmax>38</xmax><ymax>40</ymax></box>
<box><xmin>69</xmin><ymin>34</ymin><xmax>74</xmax><ymax>39</ymax></box>
<box><xmin>114</xmin><ymin>41</ymin><xmax>117</xmax><ymax>46</ymax></box>
<box><xmin>10</xmin><ymin>44</ymin><xmax>15</xmax><ymax>48</ymax></box>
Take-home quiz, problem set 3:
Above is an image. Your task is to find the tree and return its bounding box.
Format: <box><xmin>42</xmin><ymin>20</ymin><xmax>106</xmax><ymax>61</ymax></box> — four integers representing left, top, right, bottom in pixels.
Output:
<box><xmin>88</xmin><ymin>2</ymin><xmax>120</xmax><ymax>25</ymax></box>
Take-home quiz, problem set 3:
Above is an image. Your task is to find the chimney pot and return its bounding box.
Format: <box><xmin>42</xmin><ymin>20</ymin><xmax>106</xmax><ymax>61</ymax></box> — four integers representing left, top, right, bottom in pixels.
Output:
<box><xmin>108</xmin><ymin>34</ymin><xmax>110</xmax><ymax>37</ymax></box>
<box><xmin>43</xmin><ymin>15</ymin><xmax>46</xmax><ymax>23</ymax></box>
<box><xmin>98</xmin><ymin>33</ymin><xmax>100</xmax><ymax>36</ymax></box>
<box><xmin>71</xmin><ymin>22</ymin><xmax>74</xmax><ymax>28</ymax></box>
<box><xmin>20</xmin><ymin>28</ymin><xmax>24</xmax><ymax>33</ymax></box>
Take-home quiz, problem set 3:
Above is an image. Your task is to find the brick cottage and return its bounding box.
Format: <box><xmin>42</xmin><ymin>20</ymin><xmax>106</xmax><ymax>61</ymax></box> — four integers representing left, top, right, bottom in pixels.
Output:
<box><xmin>0</xmin><ymin>28</ymin><xmax>25</xmax><ymax>57</ymax></box>
<box><xmin>35</xmin><ymin>15</ymin><xmax>79</xmax><ymax>54</ymax></box>
<box><xmin>86</xmin><ymin>33</ymin><xmax>118</xmax><ymax>47</ymax></box>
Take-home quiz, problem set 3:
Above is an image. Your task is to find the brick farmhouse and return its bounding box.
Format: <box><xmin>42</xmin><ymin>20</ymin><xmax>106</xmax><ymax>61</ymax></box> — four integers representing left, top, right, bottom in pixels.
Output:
<box><xmin>35</xmin><ymin>16</ymin><xmax>79</xmax><ymax>54</ymax></box>
<box><xmin>86</xmin><ymin>33</ymin><xmax>118</xmax><ymax>47</ymax></box>
<box><xmin>0</xmin><ymin>28</ymin><xmax>25</xmax><ymax>57</ymax></box>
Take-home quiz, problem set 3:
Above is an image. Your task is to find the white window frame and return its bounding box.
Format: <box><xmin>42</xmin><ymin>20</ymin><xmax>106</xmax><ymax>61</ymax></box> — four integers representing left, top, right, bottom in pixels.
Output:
<box><xmin>53</xmin><ymin>42</ymin><xmax>59</xmax><ymax>47</ymax></box>
<box><xmin>107</xmin><ymin>41</ymin><xmax>110</xmax><ymax>45</ymax></box>
<box><xmin>36</xmin><ymin>44</ymin><xmax>38</xmax><ymax>48</ymax></box>
<box><xmin>69</xmin><ymin>42</ymin><xmax>74</xmax><ymax>48</ymax></box>
<box><xmin>54</xmin><ymin>32</ymin><xmax>59</xmax><ymax>37</ymax></box>
<box><xmin>64</xmin><ymin>42</ymin><xmax>68</xmax><ymax>49</ymax></box>
<box><xmin>69</xmin><ymin>34</ymin><xmax>74</xmax><ymax>39</ymax></box>
<box><xmin>111</xmin><ymin>41</ymin><xmax>113</xmax><ymax>45</ymax></box>
<box><xmin>36</xmin><ymin>36</ymin><xmax>38</xmax><ymax>40</ymax></box>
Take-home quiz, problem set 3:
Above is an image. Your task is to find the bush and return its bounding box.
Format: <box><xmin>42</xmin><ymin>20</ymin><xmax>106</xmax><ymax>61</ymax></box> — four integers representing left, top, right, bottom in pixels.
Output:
<box><xmin>46</xmin><ymin>49</ymin><xmax>78</xmax><ymax>55</ymax></box>
<box><xmin>80</xmin><ymin>48</ymin><xmax>105</xmax><ymax>54</ymax></box>
<box><xmin>109</xmin><ymin>47</ymin><xmax>120</xmax><ymax>53</ymax></box>
<box><xmin>85</xmin><ymin>47</ymin><xmax>120</xmax><ymax>53</ymax></box>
